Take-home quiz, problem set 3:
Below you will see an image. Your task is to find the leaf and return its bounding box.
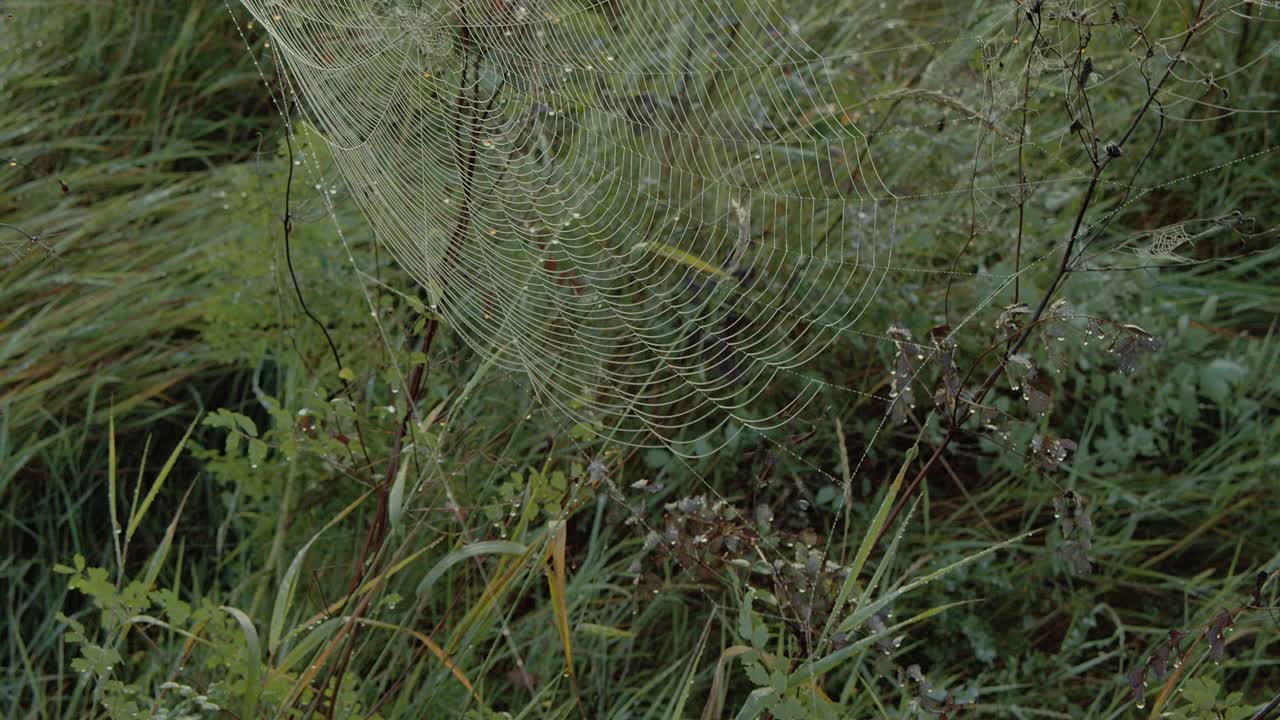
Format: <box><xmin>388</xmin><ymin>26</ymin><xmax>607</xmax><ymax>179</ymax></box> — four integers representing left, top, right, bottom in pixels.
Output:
<box><xmin>701</xmin><ymin>646</ymin><xmax>755</xmax><ymax>720</ymax></box>
<box><xmin>125</xmin><ymin>417</ymin><xmax>198</xmax><ymax>545</ymax></box>
<box><xmin>820</xmin><ymin>444</ymin><xmax>916</xmax><ymax>647</ymax></box>
<box><xmin>415</xmin><ymin>540</ymin><xmax>527</xmax><ymax>597</ymax></box>
<box><xmin>836</xmin><ymin>531</ymin><xmax>1034</xmax><ymax>636</ymax></box>
<box><xmin>546</xmin><ymin>522</ymin><xmax>579</xmax><ymax>700</ymax></box>
<box><xmin>770</xmin><ymin>668</ymin><xmax>787</xmax><ymax>694</ymax></box>
<box><xmin>631</xmin><ymin>241</ymin><xmax>734</xmax><ymax>282</ymax></box>
<box><xmin>235</xmin><ymin>413</ymin><xmax>259</xmax><ymax>437</ymax></box>
<box><xmin>667</xmin><ymin>624</ymin><xmax>713</xmax><ymax>720</ymax></box>
<box><xmin>338</xmin><ymin>367</ymin><xmax>355</xmax><ymax>382</ymax></box>
<box><xmin>797</xmin><ymin>600</ymin><xmax>976</xmax><ymax>685</ymax></box>
<box><xmin>354</xmin><ymin>618</ymin><xmax>485</xmax><ymax>706</ymax></box>
<box><xmin>734</xmin><ymin>686</ymin><xmax>777</xmax><ymax>720</ymax></box>
<box><xmin>441</xmin><ymin>344</ymin><xmax>505</xmax><ymax>443</ymax></box>
<box><xmin>738</xmin><ymin>590</ymin><xmax>756</xmax><ymax>644</ymax></box>
<box><xmin>248</xmin><ymin>438</ymin><xmax>267</xmax><ymax>467</ymax></box>
<box><xmin>142</xmin><ymin>483</ymin><xmax>194</xmax><ymax>589</ymax></box>
<box><xmin>269</xmin><ymin>489</ymin><xmax>371</xmax><ymax>654</ymax></box>
<box><xmin>751</xmin><ymin>622</ymin><xmax>768</xmax><ymax>651</ymax></box>
<box><xmin>387</xmin><ymin>458</ymin><xmax>413</xmax><ymax>535</ymax></box>
<box><xmin>439</xmin><ymin>527</ymin><xmax>549</xmax><ymax>657</ymax></box>
<box><xmin>578</xmin><ymin>623</ymin><xmax>636</xmax><ymax>640</ymax></box>
<box><xmin>276</xmin><ymin>618</ymin><xmax>340</xmax><ymax>674</ymax></box>
<box><xmin>1200</xmin><ymin>359</ymin><xmax>1246</xmax><ymax>403</ymax></box>
<box><xmin>221</xmin><ymin>606</ymin><xmax>262</xmax><ymax>720</ymax></box>
<box><xmin>1183</xmin><ymin>677</ymin><xmax>1220</xmax><ymax>710</ymax></box>
<box><xmin>108</xmin><ymin>411</ymin><xmax>122</xmax><ymax>570</ymax></box>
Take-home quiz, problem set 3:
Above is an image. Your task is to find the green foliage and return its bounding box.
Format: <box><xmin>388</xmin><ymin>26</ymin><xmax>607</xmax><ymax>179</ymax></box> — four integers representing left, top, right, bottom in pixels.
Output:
<box><xmin>499</xmin><ymin>464</ymin><xmax>584</xmax><ymax>520</ymax></box>
<box><xmin>2</xmin><ymin>0</ymin><xmax>1277</xmax><ymax>719</ymax></box>
<box><xmin>1168</xmin><ymin>678</ymin><xmax>1253</xmax><ymax>720</ymax></box>
<box><xmin>56</xmin><ymin>551</ymin><xmax>379</xmax><ymax>720</ymax></box>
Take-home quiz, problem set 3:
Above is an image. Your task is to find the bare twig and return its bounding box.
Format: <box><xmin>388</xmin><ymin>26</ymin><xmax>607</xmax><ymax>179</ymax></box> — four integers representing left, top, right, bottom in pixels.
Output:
<box><xmin>876</xmin><ymin>0</ymin><xmax>1212</xmax><ymax>548</ymax></box>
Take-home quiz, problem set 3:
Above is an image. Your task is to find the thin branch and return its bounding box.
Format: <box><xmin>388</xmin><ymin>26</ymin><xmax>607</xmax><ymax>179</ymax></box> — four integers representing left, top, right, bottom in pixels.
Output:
<box><xmin>876</xmin><ymin>0</ymin><xmax>1212</xmax><ymax>548</ymax></box>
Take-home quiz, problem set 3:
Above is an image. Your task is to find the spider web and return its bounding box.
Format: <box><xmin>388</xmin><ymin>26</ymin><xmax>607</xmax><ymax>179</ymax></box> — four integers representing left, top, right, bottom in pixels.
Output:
<box><xmin>220</xmin><ymin>0</ymin><xmax>1278</xmax><ymax>709</ymax></box>
<box><xmin>233</xmin><ymin>0</ymin><xmax>1275</xmax><ymax>463</ymax></box>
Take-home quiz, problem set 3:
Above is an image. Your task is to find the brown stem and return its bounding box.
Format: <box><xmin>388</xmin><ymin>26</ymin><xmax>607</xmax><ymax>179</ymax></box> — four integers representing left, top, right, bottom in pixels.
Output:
<box><xmin>320</xmin><ymin>4</ymin><xmax>511</xmax><ymax>707</ymax></box>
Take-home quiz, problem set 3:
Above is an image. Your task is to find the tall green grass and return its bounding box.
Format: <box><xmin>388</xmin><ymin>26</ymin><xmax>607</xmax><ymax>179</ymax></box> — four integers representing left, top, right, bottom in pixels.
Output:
<box><xmin>1</xmin><ymin>3</ymin><xmax>268</xmax><ymax>714</ymax></box>
<box><xmin>2</xmin><ymin>1</ymin><xmax>1277</xmax><ymax>718</ymax></box>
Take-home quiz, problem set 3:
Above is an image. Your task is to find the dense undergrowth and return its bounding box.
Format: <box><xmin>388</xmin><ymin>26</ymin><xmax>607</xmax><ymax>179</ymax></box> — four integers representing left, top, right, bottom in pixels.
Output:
<box><xmin>2</xmin><ymin>1</ymin><xmax>1278</xmax><ymax>719</ymax></box>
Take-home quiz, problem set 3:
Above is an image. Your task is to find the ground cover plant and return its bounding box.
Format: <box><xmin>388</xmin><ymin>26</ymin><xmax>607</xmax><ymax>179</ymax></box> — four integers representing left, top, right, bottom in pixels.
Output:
<box><xmin>2</xmin><ymin>0</ymin><xmax>1278</xmax><ymax>718</ymax></box>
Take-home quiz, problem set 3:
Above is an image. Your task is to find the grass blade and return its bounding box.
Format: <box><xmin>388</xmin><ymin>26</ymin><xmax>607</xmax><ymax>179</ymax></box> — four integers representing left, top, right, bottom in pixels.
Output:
<box><xmin>269</xmin><ymin>489</ymin><xmax>372</xmax><ymax>654</ymax></box>
<box><xmin>836</xmin><ymin>530</ymin><xmax>1036</xmax><ymax>636</ymax></box>
<box><xmin>354</xmin><ymin>618</ymin><xmax>485</xmax><ymax>707</ymax></box>
<box><xmin>221</xmin><ymin>606</ymin><xmax>262</xmax><ymax>720</ymax></box>
<box><xmin>387</xmin><ymin>458</ymin><xmax>412</xmax><ymax>535</ymax></box>
<box><xmin>124</xmin><ymin>416</ymin><xmax>197</xmax><ymax>544</ymax></box>
<box><xmin>631</xmin><ymin>241</ymin><xmax>734</xmax><ymax>282</ymax></box>
<box><xmin>108</xmin><ymin>410</ymin><xmax>122</xmax><ymax>571</ymax></box>
<box><xmin>414</xmin><ymin>540</ymin><xmax>527</xmax><ymax>597</ymax></box>
<box><xmin>142</xmin><ymin>482</ymin><xmax>194</xmax><ymax>589</ymax></box>
<box><xmin>546</xmin><ymin>521</ymin><xmax>582</xmax><ymax>716</ymax></box>
<box><xmin>820</xmin><ymin>444</ymin><xmax>916</xmax><ymax>646</ymax></box>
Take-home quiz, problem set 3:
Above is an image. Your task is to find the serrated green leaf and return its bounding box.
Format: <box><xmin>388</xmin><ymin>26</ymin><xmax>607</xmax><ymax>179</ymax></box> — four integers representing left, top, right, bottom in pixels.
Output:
<box><xmin>248</xmin><ymin>438</ymin><xmax>267</xmax><ymax>467</ymax></box>
<box><xmin>737</xmin><ymin>590</ymin><xmax>755</xmax><ymax>643</ymax></box>
<box><xmin>234</xmin><ymin>413</ymin><xmax>258</xmax><ymax>437</ymax></box>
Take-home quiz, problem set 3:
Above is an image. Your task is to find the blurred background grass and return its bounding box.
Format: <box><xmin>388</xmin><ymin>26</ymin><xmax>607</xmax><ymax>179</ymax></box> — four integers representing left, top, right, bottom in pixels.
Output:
<box><xmin>1</xmin><ymin>1</ymin><xmax>1277</xmax><ymax>718</ymax></box>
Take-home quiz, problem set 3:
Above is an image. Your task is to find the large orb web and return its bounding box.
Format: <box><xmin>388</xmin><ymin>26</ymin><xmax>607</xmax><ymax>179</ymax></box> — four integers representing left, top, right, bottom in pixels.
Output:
<box><xmin>240</xmin><ymin>0</ymin><xmax>1008</xmax><ymax>456</ymax></box>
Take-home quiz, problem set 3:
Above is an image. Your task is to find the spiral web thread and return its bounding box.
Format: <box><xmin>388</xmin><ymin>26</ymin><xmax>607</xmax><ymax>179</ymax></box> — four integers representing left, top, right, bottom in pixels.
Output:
<box><xmin>235</xmin><ymin>0</ymin><xmax>1272</xmax><ymax>459</ymax></box>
